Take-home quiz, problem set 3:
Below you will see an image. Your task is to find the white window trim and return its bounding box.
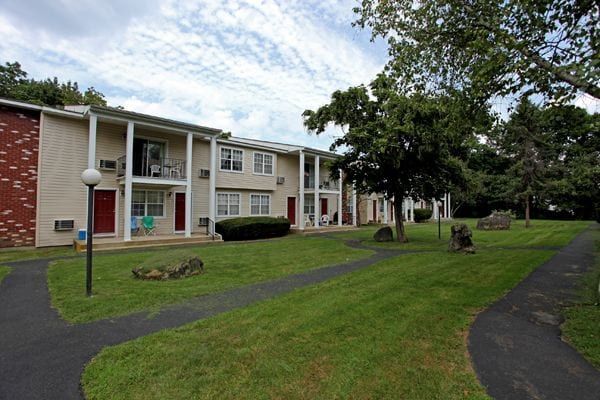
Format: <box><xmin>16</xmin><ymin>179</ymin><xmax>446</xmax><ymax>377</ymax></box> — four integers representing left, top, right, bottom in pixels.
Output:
<box><xmin>249</xmin><ymin>193</ymin><xmax>271</xmax><ymax>216</ymax></box>
<box><xmin>216</xmin><ymin>192</ymin><xmax>242</xmax><ymax>217</ymax></box>
<box><xmin>252</xmin><ymin>151</ymin><xmax>275</xmax><ymax>176</ymax></box>
<box><xmin>131</xmin><ymin>189</ymin><xmax>167</xmax><ymax>219</ymax></box>
<box><xmin>219</xmin><ymin>146</ymin><xmax>244</xmax><ymax>174</ymax></box>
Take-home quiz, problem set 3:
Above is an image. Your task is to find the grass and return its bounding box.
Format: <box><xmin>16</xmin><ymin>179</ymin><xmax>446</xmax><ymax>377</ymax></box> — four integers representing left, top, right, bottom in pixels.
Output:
<box><xmin>82</xmin><ymin>249</ymin><xmax>557</xmax><ymax>400</ymax></box>
<box><xmin>48</xmin><ymin>236</ymin><xmax>372</xmax><ymax>323</ymax></box>
<box><xmin>0</xmin><ymin>266</ymin><xmax>11</xmax><ymax>283</ymax></box>
<box><xmin>0</xmin><ymin>245</ymin><xmax>76</xmax><ymax>263</ymax></box>
<box><xmin>81</xmin><ymin>221</ymin><xmax>592</xmax><ymax>400</ymax></box>
<box><xmin>561</xmin><ymin>229</ymin><xmax>600</xmax><ymax>369</ymax></box>
<box><xmin>332</xmin><ymin>219</ymin><xmax>591</xmax><ymax>251</ymax></box>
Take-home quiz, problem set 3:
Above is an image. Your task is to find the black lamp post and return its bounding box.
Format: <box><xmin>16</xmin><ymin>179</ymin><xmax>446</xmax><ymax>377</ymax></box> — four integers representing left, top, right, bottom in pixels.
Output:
<box><xmin>437</xmin><ymin>200</ymin><xmax>443</xmax><ymax>240</ymax></box>
<box><xmin>81</xmin><ymin>169</ymin><xmax>102</xmax><ymax>297</ymax></box>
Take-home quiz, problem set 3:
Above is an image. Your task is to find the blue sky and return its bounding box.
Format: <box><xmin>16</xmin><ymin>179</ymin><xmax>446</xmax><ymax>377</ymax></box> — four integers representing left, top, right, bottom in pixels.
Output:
<box><xmin>0</xmin><ymin>0</ymin><xmax>389</xmax><ymax>150</ymax></box>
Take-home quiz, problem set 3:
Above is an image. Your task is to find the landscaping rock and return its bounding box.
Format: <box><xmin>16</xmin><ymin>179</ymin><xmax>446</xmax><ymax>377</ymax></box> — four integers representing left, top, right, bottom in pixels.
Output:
<box><xmin>476</xmin><ymin>213</ymin><xmax>511</xmax><ymax>230</ymax></box>
<box><xmin>448</xmin><ymin>223</ymin><xmax>476</xmax><ymax>254</ymax></box>
<box><xmin>373</xmin><ymin>226</ymin><xmax>394</xmax><ymax>242</ymax></box>
<box><xmin>132</xmin><ymin>256</ymin><xmax>204</xmax><ymax>280</ymax></box>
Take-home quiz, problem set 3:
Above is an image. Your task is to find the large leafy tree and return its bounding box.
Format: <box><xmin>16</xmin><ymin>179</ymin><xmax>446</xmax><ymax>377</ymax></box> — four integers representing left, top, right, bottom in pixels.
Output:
<box><xmin>0</xmin><ymin>61</ymin><xmax>107</xmax><ymax>106</ymax></box>
<box><xmin>303</xmin><ymin>74</ymin><xmax>474</xmax><ymax>242</ymax></box>
<box><xmin>354</xmin><ymin>0</ymin><xmax>599</xmax><ymax>102</ymax></box>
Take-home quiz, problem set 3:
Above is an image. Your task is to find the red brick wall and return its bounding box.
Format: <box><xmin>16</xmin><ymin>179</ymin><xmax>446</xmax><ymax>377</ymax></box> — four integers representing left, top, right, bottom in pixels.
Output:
<box><xmin>0</xmin><ymin>106</ymin><xmax>40</xmax><ymax>247</ymax></box>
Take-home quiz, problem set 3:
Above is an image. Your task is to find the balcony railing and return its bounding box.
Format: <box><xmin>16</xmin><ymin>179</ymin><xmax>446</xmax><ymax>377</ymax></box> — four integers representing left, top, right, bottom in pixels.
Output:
<box><xmin>117</xmin><ymin>155</ymin><xmax>186</xmax><ymax>179</ymax></box>
<box><xmin>304</xmin><ymin>176</ymin><xmax>340</xmax><ymax>191</ymax></box>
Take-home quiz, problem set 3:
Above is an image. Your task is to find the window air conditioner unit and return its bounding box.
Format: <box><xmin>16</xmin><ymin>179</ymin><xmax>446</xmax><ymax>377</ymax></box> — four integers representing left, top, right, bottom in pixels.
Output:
<box><xmin>199</xmin><ymin>169</ymin><xmax>210</xmax><ymax>178</ymax></box>
<box><xmin>198</xmin><ymin>217</ymin><xmax>209</xmax><ymax>226</ymax></box>
<box><xmin>54</xmin><ymin>219</ymin><xmax>74</xmax><ymax>231</ymax></box>
<box><xmin>276</xmin><ymin>176</ymin><xmax>285</xmax><ymax>184</ymax></box>
<box><xmin>99</xmin><ymin>159</ymin><xmax>117</xmax><ymax>170</ymax></box>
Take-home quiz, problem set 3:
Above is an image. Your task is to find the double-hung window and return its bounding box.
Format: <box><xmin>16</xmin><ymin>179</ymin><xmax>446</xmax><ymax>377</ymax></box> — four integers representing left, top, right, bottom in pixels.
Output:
<box><xmin>131</xmin><ymin>190</ymin><xmax>165</xmax><ymax>217</ymax></box>
<box><xmin>217</xmin><ymin>193</ymin><xmax>240</xmax><ymax>217</ymax></box>
<box><xmin>220</xmin><ymin>147</ymin><xmax>243</xmax><ymax>172</ymax></box>
<box><xmin>253</xmin><ymin>152</ymin><xmax>273</xmax><ymax>175</ymax></box>
<box><xmin>250</xmin><ymin>194</ymin><xmax>270</xmax><ymax>215</ymax></box>
<box><xmin>304</xmin><ymin>196</ymin><xmax>315</xmax><ymax>215</ymax></box>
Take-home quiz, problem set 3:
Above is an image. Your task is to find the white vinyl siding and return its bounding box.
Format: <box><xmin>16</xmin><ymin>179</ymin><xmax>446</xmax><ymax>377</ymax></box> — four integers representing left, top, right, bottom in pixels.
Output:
<box><xmin>217</xmin><ymin>193</ymin><xmax>240</xmax><ymax>216</ymax></box>
<box><xmin>131</xmin><ymin>190</ymin><xmax>165</xmax><ymax>217</ymax></box>
<box><xmin>250</xmin><ymin>194</ymin><xmax>270</xmax><ymax>215</ymax></box>
<box><xmin>253</xmin><ymin>152</ymin><xmax>273</xmax><ymax>175</ymax></box>
<box><xmin>220</xmin><ymin>147</ymin><xmax>243</xmax><ymax>172</ymax></box>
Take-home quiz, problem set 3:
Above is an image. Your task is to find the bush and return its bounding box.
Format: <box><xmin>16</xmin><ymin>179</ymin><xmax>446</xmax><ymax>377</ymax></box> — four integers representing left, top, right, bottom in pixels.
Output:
<box><xmin>216</xmin><ymin>217</ymin><xmax>290</xmax><ymax>241</ymax></box>
<box><xmin>414</xmin><ymin>208</ymin><xmax>433</xmax><ymax>222</ymax></box>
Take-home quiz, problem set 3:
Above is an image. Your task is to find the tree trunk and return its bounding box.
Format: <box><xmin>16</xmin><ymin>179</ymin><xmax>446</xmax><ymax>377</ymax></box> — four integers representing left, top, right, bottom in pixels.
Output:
<box><xmin>525</xmin><ymin>194</ymin><xmax>530</xmax><ymax>228</ymax></box>
<box><xmin>394</xmin><ymin>194</ymin><xmax>408</xmax><ymax>242</ymax></box>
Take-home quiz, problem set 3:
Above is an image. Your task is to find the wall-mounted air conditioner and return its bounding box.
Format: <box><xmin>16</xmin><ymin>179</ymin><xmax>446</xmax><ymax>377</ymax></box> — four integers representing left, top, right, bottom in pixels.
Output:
<box><xmin>99</xmin><ymin>159</ymin><xmax>117</xmax><ymax>170</ymax></box>
<box><xmin>54</xmin><ymin>219</ymin><xmax>74</xmax><ymax>231</ymax></box>
<box><xmin>276</xmin><ymin>176</ymin><xmax>285</xmax><ymax>184</ymax></box>
<box><xmin>199</xmin><ymin>169</ymin><xmax>210</xmax><ymax>178</ymax></box>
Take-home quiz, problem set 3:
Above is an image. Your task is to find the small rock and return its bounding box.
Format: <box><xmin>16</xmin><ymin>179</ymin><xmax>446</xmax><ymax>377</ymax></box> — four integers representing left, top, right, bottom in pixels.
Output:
<box><xmin>448</xmin><ymin>223</ymin><xmax>476</xmax><ymax>253</ymax></box>
<box><xmin>476</xmin><ymin>213</ymin><xmax>511</xmax><ymax>230</ymax></box>
<box><xmin>373</xmin><ymin>226</ymin><xmax>394</xmax><ymax>242</ymax></box>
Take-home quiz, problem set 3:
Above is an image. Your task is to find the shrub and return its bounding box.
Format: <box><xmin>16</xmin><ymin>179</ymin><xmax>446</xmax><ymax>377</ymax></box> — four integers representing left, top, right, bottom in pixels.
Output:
<box><xmin>216</xmin><ymin>217</ymin><xmax>290</xmax><ymax>241</ymax></box>
<box><xmin>414</xmin><ymin>208</ymin><xmax>433</xmax><ymax>222</ymax></box>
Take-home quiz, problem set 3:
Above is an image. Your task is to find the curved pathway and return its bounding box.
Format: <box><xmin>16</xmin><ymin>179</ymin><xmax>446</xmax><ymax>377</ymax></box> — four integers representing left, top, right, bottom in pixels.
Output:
<box><xmin>469</xmin><ymin>225</ymin><xmax>600</xmax><ymax>400</ymax></box>
<box><xmin>0</xmin><ymin>239</ymin><xmax>402</xmax><ymax>400</ymax></box>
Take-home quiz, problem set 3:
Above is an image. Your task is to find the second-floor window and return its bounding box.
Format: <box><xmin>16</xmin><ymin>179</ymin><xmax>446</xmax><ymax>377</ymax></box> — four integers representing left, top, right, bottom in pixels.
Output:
<box><xmin>253</xmin><ymin>152</ymin><xmax>273</xmax><ymax>175</ymax></box>
<box><xmin>220</xmin><ymin>147</ymin><xmax>243</xmax><ymax>172</ymax></box>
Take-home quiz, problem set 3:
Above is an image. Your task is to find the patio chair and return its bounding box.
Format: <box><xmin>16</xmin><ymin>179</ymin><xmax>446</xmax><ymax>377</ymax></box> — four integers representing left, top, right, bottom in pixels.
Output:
<box><xmin>320</xmin><ymin>214</ymin><xmax>330</xmax><ymax>226</ymax></box>
<box><xmin>149</xmin><ymin>164</ymin><xmax>161</xmax><ymax>177</ymax></box>
<box><xmin>169</xmin><ymin>164</ymin><xmax>182</xmax><ymax>179</ymax></box>
<box><xmin>304</xmin><ymin>215</ymin><xmax>313</xmax><ymax>227</ymax></box>
<box><xmin>131</xmin><ymin>216</ymin><xmax>140</xmax><ymax>236</ymax></box>
<box><xmin>142</xmin><ymin>216</ymin><xmax>156</xmax><ymax>236</ymax></box>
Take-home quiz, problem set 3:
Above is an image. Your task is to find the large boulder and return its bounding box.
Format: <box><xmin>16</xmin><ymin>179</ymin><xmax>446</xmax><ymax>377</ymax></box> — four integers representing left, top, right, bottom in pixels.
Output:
<box><xmin>476</xmin><ymin>213</ymin><xmax>511</xmax><ymax>230</ymax></box>
<box><xmin>132</xmin><ymin>256</ymin><xmax>204</xmax><ymax>280</ymax></box>
<box><xmin>373</xmin><ymin>226</ymin><xmax>394</xmax><ymax>242</ymax></box>
<box><xmin>448</xmin><ymin>223</ymin><xmax>476</xmax><ymax>254</ymax></box>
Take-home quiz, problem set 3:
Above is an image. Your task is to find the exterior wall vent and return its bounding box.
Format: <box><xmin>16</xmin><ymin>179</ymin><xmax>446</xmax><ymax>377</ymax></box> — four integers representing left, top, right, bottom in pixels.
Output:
<box><xmin>99</xmin><ymin>159</ymin><xmax>117</xmax><ymax>170</ymax></box>
<box><xmin>54</xmin><ymin>219</ymin><xmax>74</xmax><ymax>231</ymax></box>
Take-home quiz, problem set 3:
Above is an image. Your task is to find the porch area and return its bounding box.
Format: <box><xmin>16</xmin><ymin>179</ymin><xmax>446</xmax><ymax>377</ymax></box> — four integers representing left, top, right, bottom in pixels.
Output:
<box><xmin>73</xmin><ymin>232</ymin><xmax>222</xmax><ymax>252</ymax></box>
<box><xmin>291</xmin><ymin>224</ymin><xmax>359</xmax><ymax>236</ymax></box>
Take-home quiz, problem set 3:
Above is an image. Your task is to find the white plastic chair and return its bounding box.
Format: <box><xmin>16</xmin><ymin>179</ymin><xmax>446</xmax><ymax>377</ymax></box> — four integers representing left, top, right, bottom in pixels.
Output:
<box><xmin>149</xmin><ymin>164</ymin><xmax>161</xmax><ymax>177</ymax></box>
<box><xmin>321</xmin><ymin>214</ymin><xmax>330</xmax><ymax>226</ymax></box>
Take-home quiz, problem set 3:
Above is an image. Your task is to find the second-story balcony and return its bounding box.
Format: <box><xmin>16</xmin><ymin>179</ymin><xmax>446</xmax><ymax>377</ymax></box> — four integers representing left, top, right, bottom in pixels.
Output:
<box><xmin>304</xmin><ymin>175</ymin><xmax>340</xmax><ymax>191</ymax></box>
<box><xmin>117</xmin><ymin>155</ymin><xmax>186</xmax><ymax>180</ymax></box>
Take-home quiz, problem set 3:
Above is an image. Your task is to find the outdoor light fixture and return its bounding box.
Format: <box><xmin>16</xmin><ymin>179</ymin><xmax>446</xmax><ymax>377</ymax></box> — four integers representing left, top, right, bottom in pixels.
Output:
<box><xmin>81</xmin><ymin>168</ymin><xmax>102</xmax><ymax>297</ymax></box>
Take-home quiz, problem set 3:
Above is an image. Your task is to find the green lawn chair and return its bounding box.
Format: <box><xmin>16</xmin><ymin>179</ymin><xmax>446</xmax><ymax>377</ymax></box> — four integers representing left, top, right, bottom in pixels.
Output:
<box><xmin>142</xmin><ymin>216</ymin><xmax>156</xmax><ymax>236</ymax></box>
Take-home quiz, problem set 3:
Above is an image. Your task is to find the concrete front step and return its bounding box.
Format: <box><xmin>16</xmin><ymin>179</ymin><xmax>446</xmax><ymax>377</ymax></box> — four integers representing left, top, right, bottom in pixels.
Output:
<box><xmin>73</xmin><ymin>234</ymin><xmax>223</xmax><ymax>252</ymax></box>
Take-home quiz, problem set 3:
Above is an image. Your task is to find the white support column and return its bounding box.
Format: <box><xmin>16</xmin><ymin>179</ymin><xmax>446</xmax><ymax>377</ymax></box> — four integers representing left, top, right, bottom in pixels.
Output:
<box><xmin>87</xmin><ymin>114</ymin><xmax>97</xmax><ymax>169</ymax></box>
<box><xmin>404</xmin><ymin>199</ymin><xmax>408</xmax><ymax>221</ymax></box>
<box><xmin>410</xmin><ymin>198</ymin><xmax>415</xmax><ymax>222</ymax></box>
<box><xmin>124</xmin><ymin>121</ymin><xmax>134</xmax><ymax>241</ymax></box>
<box><xmin>314</xmin><ymin>155</ymin><xmax>320</xmax><ymax>229</ymax></box>
<box><xmin>299</xmin><ymin>151</ymin><xmax>305</xmax><ymax>230</ymax></box>
<box><xmin>352</xmin><ymin>185</ymin><xmax>357</xmax><ymax>226</ymax></box>
<box><xmin>447</xmin><ymin>192</ymin><xmax>451</xmax><ymax>219</ymax></box>
<box><xmin>184</xmin><ymin>132</ymin><xmax>193</xmax><ymax>238</ymax></box>
<box><xmin>383</xmin><ymin>198</ymin><xmax>388</xmax><ymax>224</ymax></box>
<box><xmin>338</xmin><ymin>169</ymin><xmax>343</xmax><ymax>226</ymax></box>
<box><xmin>432</xmin><ymin>198</ymin><xmax>437</xmax><ymax>219</ymax></box>
<box><xmin>208</xmin><ymin>137</ymin><xmax>217</xmax><ymax>231</ymax></box>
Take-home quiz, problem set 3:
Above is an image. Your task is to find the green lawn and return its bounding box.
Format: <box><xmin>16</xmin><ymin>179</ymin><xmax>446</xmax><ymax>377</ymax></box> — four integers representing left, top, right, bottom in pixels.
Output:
<box><xmin>48</xmin><ymin>236</ymin><xmax>372</xmax><ymax>323</ymax></box>
<box><xmin>562</xmin><ymin>229</ymin><xmax>600</xmax><ymax>369</ymax></box>
<box><xmin>0</xmin><ymin>266</ymin><xmax>10</xmax><ymax>283</ymax></box>
<box><xmin>0</xmin><ymin>245</ymin><xmax>76</xmax><ymax>263</ymax></box>
<box><xmin>82</xmin><ymin>249</ymin><xmax>556</xmax><ymax>400</ymax></box>
<box><xmin>81</xmin><ymin>221</ymin><xmax>592</xmax><ymax>400</ymax></box>
<box><xmin>333</xmin><ymin>219</ymin><xmax>591</xmax><ymax>251</ymax></box>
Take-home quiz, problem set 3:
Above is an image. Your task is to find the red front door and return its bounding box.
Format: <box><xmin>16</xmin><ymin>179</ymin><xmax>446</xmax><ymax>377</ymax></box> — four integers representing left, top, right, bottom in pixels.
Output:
<box><xmin>372</xmin><ymin>200</ymin><xmax>377</xmax><ymax>222</ymax></box>
<box><xmin>93</xmin><ymin>190</ymin><xmax>115</xmax><ymax>234</ymax></box>
<box><xmin>287</xmin><ymin>197</ymin><xmax>296</xmax><ymax>225</ymax></box>
<box><xmin>320</xmin><ymin>198</ymin><xmax>328</xmax><ymax>217</ymax></box>
<box><xmin>175</xmin><ymin>193</ymin><xmax>186</xmax><ymax>231</ymax></box>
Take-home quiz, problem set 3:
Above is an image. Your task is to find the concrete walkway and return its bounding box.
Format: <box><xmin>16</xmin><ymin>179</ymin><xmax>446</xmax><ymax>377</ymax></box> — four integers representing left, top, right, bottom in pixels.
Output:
<box><xmin>469</xmin><ymin>225</ymin><xmax>600</xmax><ymax>400</ymax></box>
<box><xmin>0</xmin><ymin>239</ymin><xmax>401</xmax><ymax>400</ymax></box>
